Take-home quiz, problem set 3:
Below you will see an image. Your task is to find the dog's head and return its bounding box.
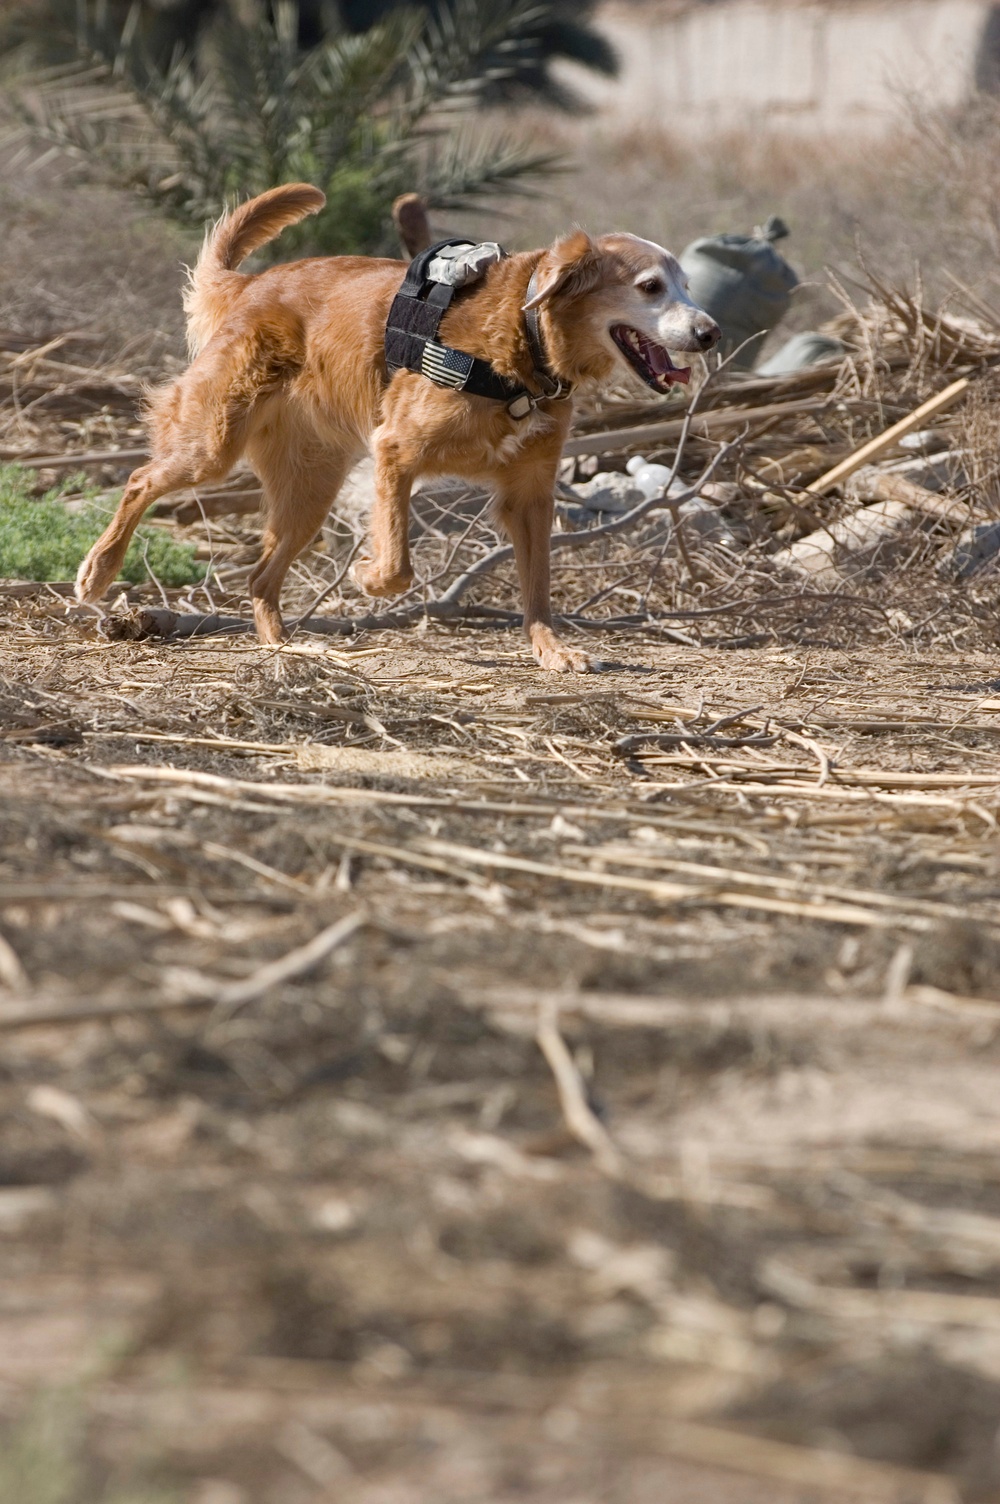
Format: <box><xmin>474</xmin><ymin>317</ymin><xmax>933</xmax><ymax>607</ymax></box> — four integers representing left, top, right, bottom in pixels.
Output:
<box><xmin>524</xmin><ymin>230</ymin><xmax>720</xmax><ymax>391</ymax></box>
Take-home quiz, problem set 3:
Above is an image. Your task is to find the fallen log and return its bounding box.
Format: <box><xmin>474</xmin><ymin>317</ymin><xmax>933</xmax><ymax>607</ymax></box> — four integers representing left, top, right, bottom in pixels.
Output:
<box><xmin>848</xmin><ymin>468</ymin><xmax>969</xmax><ymax>522</ymax></box>
<box><xmin>773</xmin><ymin>471</ymin><xmax>967</xmax><ymax>584</ymax></box>
<box><xmin>773</xmin><ymin>502</ymin><xmax>916</xmax><ymax>584</ymax></box>
<box><xmin>562</xmin><ymin>397</ymin><xmax>833</xmax><ymax>457</ymax></box>
<box><xmin>11</xmin><ymin>445</ymin><xmax>148</xmax><ymax>472</ymax></box>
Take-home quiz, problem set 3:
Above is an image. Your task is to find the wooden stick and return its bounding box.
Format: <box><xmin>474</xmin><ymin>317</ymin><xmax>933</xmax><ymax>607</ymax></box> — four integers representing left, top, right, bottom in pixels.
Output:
<box><xmin>905</xmin><ymin>984</ymin><xmax>1000</xmax><ymax>1019</ymax></box>
<box><xmin>209</xmin><ymin>910</ymin><xmax>367</xmax><ymax>1015</ymax></box>
<box><xmin>87</xmin><ymin>720</ymin><xmax>370</xmax><ymax>754</ymax></box>
<box><xmin>0</xmin><ymin>991</ymin><xmax>230</xmax><ymax>1033</ymax></box>
<box><xmin>653</xmin><ymin>1421</ymin><xmax>958</xmax><ymax>1503</ymax></box>
<box><xmin>14</xmin><ymin>446</ymin><xmax>148</xmax><ymax>471</ymax></box>
<box><xmin>805</xmin><ymin>376</ymin><xmax>971</xmax><ymax>494</ymax></box>
<box><xmin>0</xmin><ymin>881</ymin><xmax>284</xmax><ymax>906</ymax></box>
<box><xmin>408</xmin><ymin>837</ymin><xmax>921</xmax><ymax>929</ymax></box>
<box><xmin>850</xmin><ymin>470</ymin><xmax>969</xmax><ymax>520</ymax></box>
<box><xmin>571</xmin><ymin>361</ymin><xmax>849</xmax><ymax>435</ymax></box>
<box><xmin>634</xmin><ymin>760</ymin><xmax>1000</xmax><ymax>789</ymax></box>
<box><xmin>563</xmin><ymin>398</ymin><xmax>827</xmax><ymax>458</ymax></box>
<box><xmin>637</xmin><ymin>777</ymin><xmax>986</xmax><ymax>812</ymax></box>
<box><xmin>536</xmin><ymin>1004</ymin><xmax>623</xmax><ymax>1174</ymax></box>
<box><xmin>474</xmin><ymin>986</ymin><xmax>993</xmax><ymax>1036</ymax></box>
<box><xmin>0</xmin><ymin>911</ymin><xmax>366</xmax><ymax>1033</ymax></box>
<box><xmin>557</xmin><ymin>845</ymin><xmax>973</xmax><ymax>923</ymax></box>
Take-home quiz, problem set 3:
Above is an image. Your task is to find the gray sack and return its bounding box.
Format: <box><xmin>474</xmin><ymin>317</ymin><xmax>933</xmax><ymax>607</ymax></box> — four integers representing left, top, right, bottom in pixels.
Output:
<box><xmin>680</xmin><ymin>215</ymin><xmax>798</xmax><ymax>369</ymax></box>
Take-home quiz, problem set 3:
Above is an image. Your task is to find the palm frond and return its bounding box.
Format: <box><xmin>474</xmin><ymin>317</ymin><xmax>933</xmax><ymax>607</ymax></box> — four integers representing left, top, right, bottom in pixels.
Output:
<box><xmin>405</xmin><ymin>0</ymin><xmax>552</xmax><ymax>120</ymax></box>
<box><xmin>419</xmin><ymin>126</ymin><xmax>565</xmax><ymax>212</ymax></box>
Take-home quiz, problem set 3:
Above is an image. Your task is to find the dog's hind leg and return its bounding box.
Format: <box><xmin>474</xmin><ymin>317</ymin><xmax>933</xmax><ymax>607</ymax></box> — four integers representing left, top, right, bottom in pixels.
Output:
<box><xmin>75</xmin><ymin>349</ymin><xmax>261</xmax><ymax>605</ymax></box>
<box><xmin>246</xmin><ymin>429</ymin><xmax>357</xmax><ymax>644</ymax></box>
<box><xmin>75</xmin><ymin>451</ymin><xmax>233</xmax><ymax>605</ymax></box>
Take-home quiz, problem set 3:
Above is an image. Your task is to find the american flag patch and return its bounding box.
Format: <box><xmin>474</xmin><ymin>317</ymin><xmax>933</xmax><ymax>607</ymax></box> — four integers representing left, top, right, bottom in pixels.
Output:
<box><xmin>421</xmin><ymin>342</ymin><xmax>474</xmax><ymax>389</ymax></box>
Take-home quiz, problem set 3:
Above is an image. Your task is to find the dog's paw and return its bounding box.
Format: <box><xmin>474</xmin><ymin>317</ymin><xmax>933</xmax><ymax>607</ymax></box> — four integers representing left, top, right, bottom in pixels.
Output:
<box><xmin>535</xmin><ymin>640</ymin><xmax>596</xmax><ymax>674</ymax></box>
<box><xmin>350</xmin><ymin>557</ymin><xmax>414</xmax><ymax>599</ymax></box>
<box><xmin>75</xmin><ymin>547</ymin><xmax>119</xmax><ymax>604</ymax></box>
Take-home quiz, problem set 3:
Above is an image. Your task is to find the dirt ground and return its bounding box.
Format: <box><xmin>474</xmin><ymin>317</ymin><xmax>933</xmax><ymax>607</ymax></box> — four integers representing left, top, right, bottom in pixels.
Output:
<box><xmin>3</xmin><ymin>596</ymin><xmax>1000</xmax><ymax>1504</ymax></box>
<box><xmin>7</xmin><ymin>35</ymin><xmax>1000</xmax><ymax>1494</ymax></box>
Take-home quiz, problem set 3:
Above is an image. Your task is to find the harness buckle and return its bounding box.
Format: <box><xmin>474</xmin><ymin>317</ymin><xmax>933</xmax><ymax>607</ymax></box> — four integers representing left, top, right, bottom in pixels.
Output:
<box><xmin>535</xmin><ymin>373</ymin><xmax>570</xmax><ymax>400</ymax></box>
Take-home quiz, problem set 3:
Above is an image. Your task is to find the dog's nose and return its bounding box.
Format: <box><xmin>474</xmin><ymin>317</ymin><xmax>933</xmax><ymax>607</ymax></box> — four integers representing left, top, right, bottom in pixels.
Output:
<box><xmin>694</xmin><ymin>315</ymin><xmax>721</xmax><ymax>350</ymax></box>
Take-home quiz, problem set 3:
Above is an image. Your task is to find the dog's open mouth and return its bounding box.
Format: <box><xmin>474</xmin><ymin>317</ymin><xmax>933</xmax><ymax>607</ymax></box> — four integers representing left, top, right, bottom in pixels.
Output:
<box><xmin>610</xmin><ymin>325</ymin><xmax>690</xmax><ymax>391</ymax></box>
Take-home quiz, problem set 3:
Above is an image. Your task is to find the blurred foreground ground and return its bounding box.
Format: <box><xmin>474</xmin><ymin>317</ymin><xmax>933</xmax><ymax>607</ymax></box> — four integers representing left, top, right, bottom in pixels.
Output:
<box><xmin>3</xmin><ymin>614</ymin><xmax>1000</xmax><ymax>1504</ymax></box>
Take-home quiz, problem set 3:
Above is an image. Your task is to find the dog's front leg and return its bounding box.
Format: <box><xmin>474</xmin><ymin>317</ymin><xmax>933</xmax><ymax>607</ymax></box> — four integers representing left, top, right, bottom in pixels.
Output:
<box><xmin>498</xmin><ymin>469</ymin><xmax>593</xmax><ymax>674</ymax></box>
<box><xmin>352</xmin><ymin>437</ymin><xmax>415</xmax><ymax>599</ymax></box>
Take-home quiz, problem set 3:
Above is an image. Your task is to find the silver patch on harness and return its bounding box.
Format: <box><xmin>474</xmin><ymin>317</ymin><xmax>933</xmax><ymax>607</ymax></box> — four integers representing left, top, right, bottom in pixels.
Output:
<box><xmin>421</xmin><ymin>341</ymin><xmax>474</xmax><ymax>389</ymax></box>
<box><xmin>426</xmin><ymin>242</ymin><xmax>504</xmax><ymax>287</ymax></box>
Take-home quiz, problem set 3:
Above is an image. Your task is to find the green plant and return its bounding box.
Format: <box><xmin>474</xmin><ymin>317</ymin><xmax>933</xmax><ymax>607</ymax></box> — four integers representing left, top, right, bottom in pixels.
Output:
<box><xmin>0</xmin><ymin>1389</ymin><xmax>81</xmax><ymax>1504</ymax></box>
<box><xmin>0</xmin><ymin>1386</ymin><xmax>181</xmax><ymax>1504</ymax></box>
<box><xmin>6</xmin><ymin>0</ymin><xmax>566</xmax><ymax>258</ymax></box>
<box><xmin>0</xmin><ymin>465</ymin><xmax>203</xmax><ymax>586</ymax></box>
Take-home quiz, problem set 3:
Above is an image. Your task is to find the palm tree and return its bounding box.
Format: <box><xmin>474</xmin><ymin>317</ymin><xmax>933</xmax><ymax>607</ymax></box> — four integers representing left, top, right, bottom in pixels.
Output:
<box><xmin>2</xmin><ymin>0</ymin><xmax>617</xmax><ymax>110</ymax></box>
<box><xmin>6</xmin><ymin>0</ymin><xmax>565</xmax><ymax>257</ymax></box>
<box><xmin>340</xmin><ymin>0</ymin><xmax>617</xmax><ymax>110</ymax></box>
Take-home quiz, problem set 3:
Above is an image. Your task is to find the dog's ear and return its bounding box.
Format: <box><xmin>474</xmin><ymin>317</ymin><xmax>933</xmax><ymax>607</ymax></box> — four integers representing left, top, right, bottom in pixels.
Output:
<box><xmin>522</xmin><ymin>231</ymin><xmax>603</xmax><ymax>310</ymax></box>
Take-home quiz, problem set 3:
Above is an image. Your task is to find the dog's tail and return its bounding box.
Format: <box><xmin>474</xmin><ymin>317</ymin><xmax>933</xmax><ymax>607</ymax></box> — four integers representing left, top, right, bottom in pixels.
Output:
<box><xmin>184</xmin><ymin>183</ymin><xmax>326</xmax><ymax>354</ymax></box>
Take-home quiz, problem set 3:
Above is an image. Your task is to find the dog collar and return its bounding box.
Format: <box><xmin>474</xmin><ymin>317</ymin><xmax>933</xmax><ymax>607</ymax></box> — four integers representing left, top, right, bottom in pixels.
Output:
<box><xmin>384</xmin><ymin>241</ymin><xmax>569</xmax><ymax>421</ymax></box>
<box><xmin>523</xmin><ymin>267</ymin><xmax>571</xmax><ymax>401</ymax></box>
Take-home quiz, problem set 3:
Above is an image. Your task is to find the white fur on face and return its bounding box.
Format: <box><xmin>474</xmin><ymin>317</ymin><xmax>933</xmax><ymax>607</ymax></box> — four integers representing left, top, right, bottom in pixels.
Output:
<box><xmin>603</xmin><ymin>234</ymin><xmax>713</xmax><ymax>355</ymax></box>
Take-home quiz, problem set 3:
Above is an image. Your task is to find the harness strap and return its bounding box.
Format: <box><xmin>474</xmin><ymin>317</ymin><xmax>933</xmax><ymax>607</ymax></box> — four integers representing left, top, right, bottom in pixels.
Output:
<box><xmin>385</xmin><ymin>238</ymin><xmax>534</xmax><ymax>418</ymax></box>
<box><xmin>385</xmin><ymin>239</ymin><xmax>572</xmax><ymax>420</ymax></box>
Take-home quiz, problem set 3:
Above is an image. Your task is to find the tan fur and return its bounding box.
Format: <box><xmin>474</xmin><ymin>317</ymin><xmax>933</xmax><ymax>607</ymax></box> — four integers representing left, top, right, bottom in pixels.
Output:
<box><xmin>184</xmin><ymin>182</ymin><xmax>325</xmax><ymax>355</ymax></box>
<box><xmin>78</xmin><ymin>185</ymin><xmax>712</xmax><ymax>671</ymax></box>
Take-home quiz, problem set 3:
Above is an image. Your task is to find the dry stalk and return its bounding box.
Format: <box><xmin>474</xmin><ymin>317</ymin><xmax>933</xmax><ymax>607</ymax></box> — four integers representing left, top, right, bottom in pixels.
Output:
<box><xmin>536</xmin><ymin>1002</ymin><xmax>623</xmax><ymax>1175</ymax></box>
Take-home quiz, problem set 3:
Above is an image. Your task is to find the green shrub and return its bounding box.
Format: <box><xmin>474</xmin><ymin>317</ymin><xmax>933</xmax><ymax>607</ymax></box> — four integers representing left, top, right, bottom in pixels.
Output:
<box><xmin>0</xmin><ymin>465</ymin><xmax>203</xmax><ymax>586</ymax></box>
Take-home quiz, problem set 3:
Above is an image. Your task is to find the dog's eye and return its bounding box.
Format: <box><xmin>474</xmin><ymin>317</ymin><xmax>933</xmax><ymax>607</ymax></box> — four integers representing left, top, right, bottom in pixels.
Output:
<box><xmin>637</xmin><ymin>278</ymin><xmax>665</xmax><ymax>297</ymax></box>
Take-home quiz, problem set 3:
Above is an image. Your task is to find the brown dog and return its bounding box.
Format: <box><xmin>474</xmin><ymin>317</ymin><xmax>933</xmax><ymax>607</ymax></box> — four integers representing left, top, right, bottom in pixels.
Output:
<box><xmin>76</xmin><ymin>184</ymin><xmax>719</xmax><ymax>670</ymax></box>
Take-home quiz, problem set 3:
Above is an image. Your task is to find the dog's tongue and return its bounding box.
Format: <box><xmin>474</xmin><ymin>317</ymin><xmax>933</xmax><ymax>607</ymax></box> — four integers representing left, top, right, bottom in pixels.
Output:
<box><xmin>647</xmin><ymin>341</ymin><xmax>674</xmax><ymax>376</ymax></box>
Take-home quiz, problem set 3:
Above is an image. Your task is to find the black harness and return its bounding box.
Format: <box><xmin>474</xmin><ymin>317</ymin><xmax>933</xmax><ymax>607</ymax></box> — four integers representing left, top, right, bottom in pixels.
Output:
<box><xmin>384</xmin><ymin>239</ymin><xmax>568</xmax><ymax>421</ymax></box>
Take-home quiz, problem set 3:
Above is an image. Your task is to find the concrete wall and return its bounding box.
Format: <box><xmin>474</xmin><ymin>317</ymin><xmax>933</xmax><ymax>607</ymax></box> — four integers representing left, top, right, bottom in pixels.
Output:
<box><xmin>565</xmin><ymin>0</ymin><xmax>1000</xmax><ymax>136</ymax></box>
